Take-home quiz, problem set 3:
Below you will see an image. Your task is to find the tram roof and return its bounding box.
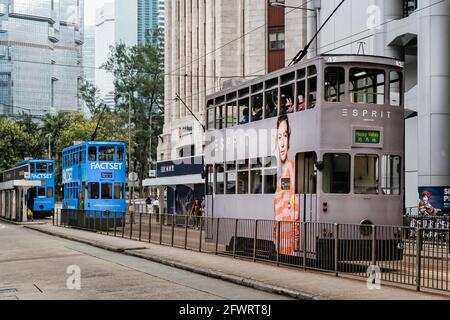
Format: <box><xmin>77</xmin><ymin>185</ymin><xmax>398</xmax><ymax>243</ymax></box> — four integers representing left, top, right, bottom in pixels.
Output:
<box><xmin>206</xmin><ymin>54</ymin><xmax>404</xmax><ymax>100</ymax></box>
<box><xmin>17</xmin><ymin>159</ymin><xmax>55</xmax><ymax>166</ymax></box>
<box><xmin>62</xmin><ymin>141</ymin><xmax>127</xmax><ymax>152</ymax></box>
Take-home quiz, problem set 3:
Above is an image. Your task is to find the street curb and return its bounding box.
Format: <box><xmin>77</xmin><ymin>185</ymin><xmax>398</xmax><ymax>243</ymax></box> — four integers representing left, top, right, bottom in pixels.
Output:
<box><xmin>0</xmin><ymin>217</ymin><xmax>46</xmax><ymax>226</ymax></box>
<box><xmin>24</xmin><ymin>225</ymin><xmax>326</xmax><ymax>300</ymax></box>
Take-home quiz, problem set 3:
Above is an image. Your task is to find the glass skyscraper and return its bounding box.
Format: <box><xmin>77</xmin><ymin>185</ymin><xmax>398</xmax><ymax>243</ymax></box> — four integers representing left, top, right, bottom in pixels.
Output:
<box><xmin>137</xmin><ymin>0</ymin><xmax>164</xmax><ymax>45</ymax></box>
<box><xmin>0</xmin><ymin>0</ymin><xmax>84</xmax><ymax>118</ymax></box>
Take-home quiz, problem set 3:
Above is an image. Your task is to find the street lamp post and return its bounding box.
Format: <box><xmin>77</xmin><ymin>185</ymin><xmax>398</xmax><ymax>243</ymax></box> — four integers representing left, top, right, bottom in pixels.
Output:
<box><xmin>270</xmin><ymin>2</ymin><xmax>314</xmax><ymax>11</ymax></box>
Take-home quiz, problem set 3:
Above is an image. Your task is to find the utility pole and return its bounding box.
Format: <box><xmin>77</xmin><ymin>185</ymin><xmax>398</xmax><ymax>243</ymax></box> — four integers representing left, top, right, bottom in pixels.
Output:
<box><xmin>48</xmin><ymin>135</ymin><xmax>51</xmax><ymax>160</ymax></box>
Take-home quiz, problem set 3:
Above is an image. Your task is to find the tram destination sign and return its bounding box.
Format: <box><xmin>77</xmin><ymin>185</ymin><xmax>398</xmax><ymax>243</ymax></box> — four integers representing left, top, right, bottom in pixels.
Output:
<box><xmin>354</xmin><ymin>130</ymin><xmax>380</xmax><ymax>144</ymax></box>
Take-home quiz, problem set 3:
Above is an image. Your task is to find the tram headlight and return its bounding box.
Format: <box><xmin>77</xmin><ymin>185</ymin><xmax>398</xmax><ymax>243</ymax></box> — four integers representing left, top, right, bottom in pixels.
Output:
<box><xmin>323</xmin><ymin>202</ymin><xmax>328</xmax><ymax>213</ymax></box>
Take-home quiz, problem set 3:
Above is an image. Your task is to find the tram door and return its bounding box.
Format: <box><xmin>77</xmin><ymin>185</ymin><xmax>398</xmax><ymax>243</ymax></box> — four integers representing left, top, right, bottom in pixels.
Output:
<box><xmin>205</xmin><ymin>165</ymin><xmax>215</xmax><ymax>239</ymax></box>
<box><xmin>295</xmin><ymin>152</ymin><xmax>317</xmax><ymax>223</ymax></box>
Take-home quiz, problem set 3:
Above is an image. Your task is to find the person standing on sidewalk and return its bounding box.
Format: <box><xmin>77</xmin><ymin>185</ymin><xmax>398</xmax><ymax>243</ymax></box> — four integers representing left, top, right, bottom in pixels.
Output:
<box><xmin>191</xmin><ymin>199</ymin><xmax>202</xmax><ymax>229</ymax></box>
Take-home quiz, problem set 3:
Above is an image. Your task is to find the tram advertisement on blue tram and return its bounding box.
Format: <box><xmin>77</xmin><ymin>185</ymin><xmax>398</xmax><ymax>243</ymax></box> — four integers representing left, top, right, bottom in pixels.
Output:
<box><xmin>418</xmin><ymin>187</ymin><xmax>450</xmax><ymax>215</ymax></box>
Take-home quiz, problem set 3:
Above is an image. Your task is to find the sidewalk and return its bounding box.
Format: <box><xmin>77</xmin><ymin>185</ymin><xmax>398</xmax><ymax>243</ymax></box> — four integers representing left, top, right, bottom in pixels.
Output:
<box><xmin>24</xmin><ymin>224</ymin><xmax>449</xmax><ymax>300</ymax></box>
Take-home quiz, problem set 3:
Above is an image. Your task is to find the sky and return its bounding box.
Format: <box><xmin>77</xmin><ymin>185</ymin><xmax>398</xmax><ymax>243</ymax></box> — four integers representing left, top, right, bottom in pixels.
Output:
<box><xmin>85</xmin><ymin>0</ymin><xmax>113</xmax><ymax>26</ymax></box>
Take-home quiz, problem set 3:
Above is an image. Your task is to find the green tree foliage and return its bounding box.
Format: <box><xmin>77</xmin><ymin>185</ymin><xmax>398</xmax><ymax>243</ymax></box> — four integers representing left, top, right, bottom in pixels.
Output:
<box><xmin>102</xmin><ymin>27</ymin><xmax>164</xmax><ymax>194</ymax></box>
<box><xmin>0</xmin><ymin>112</ymin><xmax>128</xmax><ymax>199</ymax></box>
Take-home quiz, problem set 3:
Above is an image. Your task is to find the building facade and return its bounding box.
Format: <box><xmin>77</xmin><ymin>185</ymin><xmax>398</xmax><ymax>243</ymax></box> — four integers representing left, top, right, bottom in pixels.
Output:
<box><xmin>148</xmin><ymin>0</ymin><xmax>307</xmax><ymax>214</ymax></box>
<box><xmin>83</xmin><ymin>25</ymin><xmax>95</xmax><ymax>85</ymax></box>
<box><xmin>95</xmin><ymin>1</ymin><xmax>115</xmax><ymax>101</ymax></box>
<box><xmin>317</xmin><ymin>0</ymin><xmax>450</xmax><ymax>212</ymax></box>
<box><xmin>0</xmin><ymin>0</ymin><xmax>84</xmax><ymax>117</ymax></box>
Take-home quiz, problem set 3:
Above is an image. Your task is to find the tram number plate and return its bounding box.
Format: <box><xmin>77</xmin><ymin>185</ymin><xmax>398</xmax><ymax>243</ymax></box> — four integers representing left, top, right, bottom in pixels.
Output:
<box><xmin>101</xmin><ymin>172</ymin><xmax>113</xmax><ymax>179</ymax></box>
<box><xmin>355</xmin><ymin>130</ymin><xmax>380</xmax><ymax>144</ymax></box>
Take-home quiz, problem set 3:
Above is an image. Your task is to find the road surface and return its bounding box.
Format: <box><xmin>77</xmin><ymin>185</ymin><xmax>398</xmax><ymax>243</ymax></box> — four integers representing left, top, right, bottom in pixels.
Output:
<box><xmin>0</xmin><ymin>221</ymin><xmax>290</xmax><ymax>300</ymax></box>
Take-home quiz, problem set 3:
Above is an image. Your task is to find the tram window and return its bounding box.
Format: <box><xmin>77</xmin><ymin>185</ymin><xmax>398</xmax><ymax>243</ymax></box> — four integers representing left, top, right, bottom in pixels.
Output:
<box><xmin>216</xmin><ymin>105</ymin><xmax>224</xmax><ymax>129</ymax></box>
<box><xmin>48</xmin><ymin>163</ymin><xmax>53</xmax><ymax>173</ymax></box>
<box><xmin>114</xmin><ymin>183</ymin><xmax>124</xmax><ymax>199</ymax></box>
<box><xmin>38</xmin><ymin>187</ymin><xmax>46</xmax><ymax>198</ymax></box>
<box><xmin>250</xmin><ymin>170</ymin><xmax>263</xmax><ymax>194</ymax></box>
<box><xmin>226</xmin><ymin>102</ymin><xmax>237</xmax><ymax>128</ymax></box>
<box><xmin>207</xmin><ymin>107</ymin><xmax>215</xmax><ymax>130</ymax></box>
<box><xmin>227</xmin><ymin>92</ymin><xmax>237</xmax><ymax>101</ymax></box>
<box><xmin>226</xmin><ymin>161</ymin><xmax>236</xmax><ymax>171</ymax></box>
<box><xmin>296</xmin><ymin>80</ymin><xmax>306</xmax><ymax>111</ymax></box>
<box><xmin>324</xmin><ymin>67</ymin><xmax>345</xmax><ymax>102</ymax></box>
<box><xmin>225</xmin><ymin>172</ymin><xmax>237</xmax><ymax>194</ymax></box>
<box><xmin>263</xmin><ymin>156</ymin><xmax>277</xmax><ymax>168</ymax></box>
<box><xmin>99</xmin><ymin>147</ymin><xmax>115</xmax><ymax>161</ymax></box>
<box><xmin>281</xmin><ymin>72</ymin><xmax>295</xmax><ymax>84</ymax></box>
<box><xmin>390</xmin><ymin>71</ymin><xmax>402</xmax><ymax>106</ymax></box>
<box><xmin>36</xmin><ymin>163</ymin><xmax>47</xmax><ymax>173</ymax></box>
<box><xmin>280</xmin><ymin>84</ymin><xmax>294</xmax><ymax>115</ymax></box>
<box><xmin>323</xmin><ymin>153</ymin><xmax>351</xmax><ymax>194</ymax></box>
<box><xmin>251</xmin><ymin>94</ymin><xmax>263</xmax><ymax>122</ymax></box>
<box><xmin>117</xmin><ymin>147</ymin><xmax>124</xmax><ymax>162</ymax></box>
<box><xmin>307</xmin><ymin>76</ymin><xmax>317</xmax><ymax>109</ymax></box>
<box><xmin>88</xmin><ymin>147</ymin><xmax>97</xmax><ymax>161</ymax></box>
<box><xmin>215</xmin><ymin>164</ymin><xmax>225</xmax><ymax>195</ymax></box>
<box><xmin>263</xmin><ymin>168</ymin><xmax>277</xmax><ymax>194</ymax></box>
<box><xmin>238</xmin><ymin>87</ymin><xmax>249</xmax><ymax>97</ymax></box>
<box><xmin>237</xmin><ymin>159</ymin><xmax>249</xmax><ymax>170</ymax></box>
<box><xmin>381</xmin><ymin>155</ymin><xmax>401</xmax><ymax>195</ymax></box>
<box><xmin>354</xmin><ymin>155</ymin><xmax>379</xmax><ymax>194</ymax></box>
<box><xmin>251</xmin><ymin>82</ymin><xmax>263</xmax><ymax>93</ymax></box>
<box><xmin>250</xmin><ymin>158</ymin><xmax>262</xmax><ymax>168</ymax></box>
<box><xmin>297</xmin><ymin>68</ymin><xmax>306</xmax><ymax>79</ymax></box>
<box><xmin>88</xmin><ymin>182</ymin><xmax>100</xmax><ymax>199</ymax></box>
<box><xmin>207</xmin><ymin>165</ymin><xmax>214</xmax><ymax>195</ymax></box>
<box><xmin>265</xmin><ymin>89</ymin><xmax>278</xmax><ymax>119</ymax></box>
<box><xmin>350</xmin><ymin>68</ymin><xmax>385</xmax><ymax>104</ymax></box>
<box><xmin>238</xmin><ymin>171</ymin><xmax>249</xmax><ymax>194</ymax></box>
<box><xmin>47</xmin><ymin>187</ymin><xmax>53</xmax><ymax>198</ymax></box>
<box><xmin>296</xmin><ymin>152</ymin><xmax>317</xmax><ymax>194</ymax></box>
<box><xmin>101</xmin><ymin>183</ymin><xmax>112</xmax><ymax>199</ymax></box>
<box><xmin>238</xmin><ymin>98</ymin><xmax>249</xmax><ymax>125</ymax></box>
<box><xmin>308</xmin><ymin>65</ymin><xmax>317</xmax><ymax>76</ymax></box>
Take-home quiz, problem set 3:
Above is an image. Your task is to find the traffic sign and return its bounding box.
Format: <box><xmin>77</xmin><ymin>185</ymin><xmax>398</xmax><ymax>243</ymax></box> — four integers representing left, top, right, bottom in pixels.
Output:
<box><xmin>128</xmin><ymin>172</ymin><xmax>139</xmax><ymax>182</ymax></box>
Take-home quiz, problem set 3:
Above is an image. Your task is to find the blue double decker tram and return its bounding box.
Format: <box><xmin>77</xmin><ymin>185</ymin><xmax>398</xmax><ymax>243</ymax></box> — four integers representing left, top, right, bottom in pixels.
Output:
<box><xmin>17</xmin><ymin>159</ymin><xmax>55</xmax><ymax>219</ymax></box>
<box><xmin>62</xmin><ymin>141</ymin><xmax>127</xmax><ymax>227</ymax></box>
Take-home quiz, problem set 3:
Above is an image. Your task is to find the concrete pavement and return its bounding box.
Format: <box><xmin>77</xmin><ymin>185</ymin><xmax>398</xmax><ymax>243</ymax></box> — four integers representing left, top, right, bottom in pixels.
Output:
<box><xmin>22</xmin><ymin>223</ymin><xmax>450</xmax><ymax>300</ymax></box>
<box><xmin>0</xmin><ymin>221</ymin><xmax>290</xmax><ymax>300</ymax></box>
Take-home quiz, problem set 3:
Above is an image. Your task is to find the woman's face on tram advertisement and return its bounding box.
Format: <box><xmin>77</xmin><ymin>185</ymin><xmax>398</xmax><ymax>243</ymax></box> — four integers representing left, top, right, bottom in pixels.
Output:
<box><xmin>277</xmin><ymin>117</ymin><xmax>290</xmax><ymax>164</ymax></box>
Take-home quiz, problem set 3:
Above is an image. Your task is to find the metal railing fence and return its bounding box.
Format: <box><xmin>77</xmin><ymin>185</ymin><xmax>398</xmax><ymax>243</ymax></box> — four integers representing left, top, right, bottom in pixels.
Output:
<box><xmin>56</xmin><ymin>209</ymin><xmax>450</xmax><ymax>293</ymax></box>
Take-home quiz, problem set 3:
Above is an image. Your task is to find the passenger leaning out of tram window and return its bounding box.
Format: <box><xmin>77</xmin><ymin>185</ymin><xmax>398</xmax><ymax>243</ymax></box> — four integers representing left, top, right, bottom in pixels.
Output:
<box><xmin>240</xmin><ymin>107</ymin><xmax>249</xmax><ymax>124</ymax></box>
<box><xmin>280</xmin><ymin>94</ymin><xmax>294</xmax><ymax>114</ymax></box>
<box><xmin>297</xmin><ymin>94</ymin><xmax>306</xmax><ymax>112</ymax></box>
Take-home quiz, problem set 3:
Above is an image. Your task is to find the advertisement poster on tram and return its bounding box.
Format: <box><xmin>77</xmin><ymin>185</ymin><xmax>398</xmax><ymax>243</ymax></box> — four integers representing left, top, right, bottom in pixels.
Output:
<box><xmin>274</xmin><ymin>115</ymin><xmax>300</xmax><ymax>255</ymax></box>
<box><xmin>418</xmin><ymin>187</ymin><xmax>450</xmax><ymax>215</ymax></box>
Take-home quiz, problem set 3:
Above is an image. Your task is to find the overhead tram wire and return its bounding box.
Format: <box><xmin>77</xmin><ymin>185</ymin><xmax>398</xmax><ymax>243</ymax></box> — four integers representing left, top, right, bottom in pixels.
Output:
<box><xmin>289</xmin><ymin>0</ymin><xmax>346</xmax><ymax>65</ymax></box>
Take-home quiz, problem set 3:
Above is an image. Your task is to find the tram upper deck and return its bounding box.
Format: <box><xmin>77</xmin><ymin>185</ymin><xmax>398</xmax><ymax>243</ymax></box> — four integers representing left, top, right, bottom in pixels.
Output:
<box><xmin>204</xmin><ymin>55</ymin><xmax>405</xmax><ymax>225</ymax></box>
